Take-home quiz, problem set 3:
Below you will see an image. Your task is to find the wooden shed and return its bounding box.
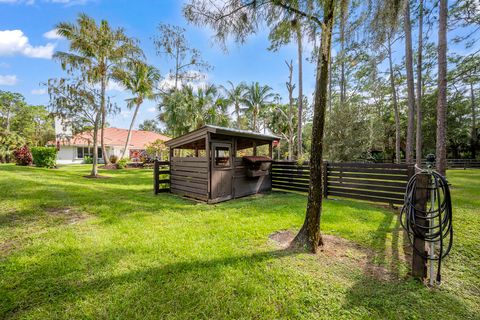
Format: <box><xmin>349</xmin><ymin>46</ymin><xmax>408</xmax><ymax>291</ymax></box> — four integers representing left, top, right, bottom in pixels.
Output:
<box><xmin>165</xmin><ymin>125</ymin><xmax>279</xmax><ymax>203</ymax></box>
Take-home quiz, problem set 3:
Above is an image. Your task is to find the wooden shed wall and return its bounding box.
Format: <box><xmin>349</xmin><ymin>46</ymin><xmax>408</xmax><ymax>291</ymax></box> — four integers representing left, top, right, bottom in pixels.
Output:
<box><xmin>232</xmin><ymin>157</ymin><xmax>271</xmax><ymax>198</ymax></box>
<box><xmin>170</xmin><ymin>157</ymin><xmax>209</xmax><ymax>201</ymax></box>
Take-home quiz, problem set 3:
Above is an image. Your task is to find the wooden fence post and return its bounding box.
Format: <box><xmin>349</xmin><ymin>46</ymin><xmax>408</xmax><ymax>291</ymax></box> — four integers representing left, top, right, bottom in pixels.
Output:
<box><xmin>323</xmin><ymin>161</ymin><xmax>328</xmax><ymax>198</ymax></box>
<box><xmin>154</xmin><ymin>159</ymin><xmax>159</xmax><ymax>194</ymax></box>
<box><xmin>412</xmin><ymin>172</ymin><xmax>429</xmax><ymax>280</ymax></box>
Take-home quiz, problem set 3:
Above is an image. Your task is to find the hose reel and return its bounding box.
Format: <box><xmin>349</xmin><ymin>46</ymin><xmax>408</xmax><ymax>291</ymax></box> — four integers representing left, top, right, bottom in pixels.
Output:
<box><xmin>400</xmin><ymin>154</ymin><xmax>453</xmax><ymax>285</ymax></box>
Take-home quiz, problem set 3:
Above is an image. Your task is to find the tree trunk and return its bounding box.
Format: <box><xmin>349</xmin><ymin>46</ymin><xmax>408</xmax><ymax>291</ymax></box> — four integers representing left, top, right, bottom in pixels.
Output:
<box><xmin>339</xmin><ymin>4</ymin><xmax>348</xmax><ymax>106</ymax></box>
<box><xmin>388</xmin><ymin>37</ymin><xmax>401</xmax><ymax>164</ymax></box>
<box><xmin>404</xmin><ymin>0</ymin><xmax>416</xmax><ymax>164</ymax></box>
<box><xmin>296</xmin><ymin>23</ymin><xmax>304</xmax><ymax>158</ymax></box>
<box><xmin>91</xmin><ymin>111</ymin><xmax>101</xmax><ymax>176</ymax></box>
<box><xmin>436</xmin><ymin>0</ymin><xmax>448</xmax><ymax>176</ymax></box>
<box><xmin>416</xmin><ymin>0</ymin><xmax>424</xmax><ymax>166</ymax></box>
<box><xmin>236</xmin><ymin>102</ymin><xmax>241</xmax><ymax>128</ymax></box>
<box><xmin>6</xmin><ymin>104</ymin><xmax>11</xmax><ymax>132</ymax></box>
<box><xmin>292</xmin><ymin>0</ymin><xmax>335</xmax><ymax>253</ymax></box>
<box><xmin>100</xmin><ymin>75</ymin><xmax>110</xmax><ymax>165</ymax></box>
<box><xmin>121</xmin><ymin>100</ymin><xmax>142</xmax><ymax>159</ymax></box>
<box><xmin>471</xmin><ymin>82</ymin><xmax>477</xmax><ymax>159</ymax></box>
<box><xmin>286</xmin><ymin>60</ymin><xmax>295</xmax><ymax>161</ymax></box>
<box><xmin>328</xmin><ymin>56</ymin><xmax>332</xmax><ymax>113</ymax></box>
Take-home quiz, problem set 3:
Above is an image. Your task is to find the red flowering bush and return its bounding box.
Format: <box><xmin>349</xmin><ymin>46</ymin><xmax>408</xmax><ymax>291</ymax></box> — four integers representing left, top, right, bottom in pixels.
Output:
<box><xmin>13</xmin><ymin>145</ymin><xmax>33</xmax><ymax>166</ymax></box>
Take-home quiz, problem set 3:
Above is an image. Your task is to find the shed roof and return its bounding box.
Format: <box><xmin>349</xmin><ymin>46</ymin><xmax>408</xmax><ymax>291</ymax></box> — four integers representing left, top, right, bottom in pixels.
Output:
<box><xmin>165</xmin><ymin>125</ymin><xmax>280</xmax><ymax>148</ymax></box>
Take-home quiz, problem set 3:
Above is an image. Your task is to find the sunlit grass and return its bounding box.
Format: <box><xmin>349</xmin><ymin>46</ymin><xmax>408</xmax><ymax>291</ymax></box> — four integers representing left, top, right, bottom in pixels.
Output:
<box><xmin>0</xmin><ymin>164</ymin><xmax>478</xmax><ymax>319</ymax></box>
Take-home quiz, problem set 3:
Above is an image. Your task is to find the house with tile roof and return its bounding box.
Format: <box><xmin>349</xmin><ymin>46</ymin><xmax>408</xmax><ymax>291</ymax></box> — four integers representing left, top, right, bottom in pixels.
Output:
<box><xmin>52</xmin><ymin>127</ymin><xmax>170</xmax><ymax>164</ymax></box>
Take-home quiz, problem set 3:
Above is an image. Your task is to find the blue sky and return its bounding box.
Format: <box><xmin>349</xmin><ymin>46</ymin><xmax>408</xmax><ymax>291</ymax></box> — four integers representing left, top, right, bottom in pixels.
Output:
<box><xmin>0</xmin><ymin>0</ymin><xmax>477</xmax><ymax>130</ymax></box>
<box><xmin>0</xmin><ymin>0</ymin><xmax>317</xmax><ymax>129</ymax></box>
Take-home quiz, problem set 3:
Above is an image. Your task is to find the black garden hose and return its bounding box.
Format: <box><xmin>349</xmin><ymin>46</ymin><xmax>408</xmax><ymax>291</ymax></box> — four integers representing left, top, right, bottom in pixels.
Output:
<box><xmin>400</xmin><ymin>170</ymin><xmax>453</xmax><ymax>283</ymax></box>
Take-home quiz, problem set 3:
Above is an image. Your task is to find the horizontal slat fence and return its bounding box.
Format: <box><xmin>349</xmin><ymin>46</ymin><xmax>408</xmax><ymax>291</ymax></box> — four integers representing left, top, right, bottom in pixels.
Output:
<box><xmin>271</xmin><ymin>161</ymin><xmax>414</xmax><ymax>205</ymax></box>
<box><xmin>154</xmin><ymin>160</ymin><xmax>171</xmax><ymax>194</ymax></box>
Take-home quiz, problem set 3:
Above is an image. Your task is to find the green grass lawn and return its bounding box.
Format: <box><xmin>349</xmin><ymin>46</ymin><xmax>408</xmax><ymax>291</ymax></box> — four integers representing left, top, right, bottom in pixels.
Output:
<box><xmin>0</xmin><ymin>164</ymin><xmax>479</xmax><ymax>319</ymax></box>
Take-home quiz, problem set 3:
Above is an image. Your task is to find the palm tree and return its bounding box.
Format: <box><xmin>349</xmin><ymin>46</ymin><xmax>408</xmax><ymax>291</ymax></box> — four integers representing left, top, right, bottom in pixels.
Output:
<box><xmin>55</xmin><ymin>14</ymin><xmax>142</xmax><ymax>165</ymax></box>
<box><xmin>242</xmin><ymin>82</ymin><xmax>275</xmax><ymax>132</ymax></box>
<box><xmin>221</xmin><ymin>81</ymin><xmax>246</xmax><ymax>129</ymax></box>
<box><xmin>114</xmin><ymin>60</ymin><xmax>160</xmax><ymax>159</ymax></box>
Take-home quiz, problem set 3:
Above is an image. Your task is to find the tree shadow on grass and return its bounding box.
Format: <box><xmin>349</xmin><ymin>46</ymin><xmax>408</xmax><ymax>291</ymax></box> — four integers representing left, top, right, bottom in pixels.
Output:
<box><xmin>342</xmin><ymin>211</ymin><xmax>477</xmax><ymax>319</ymax></box>
<box><xmin>1</xmin><ymin>247</ymin><xmax>301</xmax><ymax>319</ymax></box>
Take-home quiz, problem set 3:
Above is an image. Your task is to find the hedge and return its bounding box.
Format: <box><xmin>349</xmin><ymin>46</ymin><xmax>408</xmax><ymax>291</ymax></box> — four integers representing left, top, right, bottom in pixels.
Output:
<box><xmin>31</xmin><ymin>147</ymin><xmax>57</xmax><ymax>168</ymax></box>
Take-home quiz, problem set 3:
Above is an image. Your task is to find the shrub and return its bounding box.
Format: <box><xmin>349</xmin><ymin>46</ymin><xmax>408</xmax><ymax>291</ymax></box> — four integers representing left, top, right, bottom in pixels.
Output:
<box><xmin>117</xmin><ymin>158</ymin><xmax>128</xmax><ymax>169</ymax></box>
<box><xmin>31</xmin><ymin>147</ymin><xmax>57</xmax><ymax>168</ymax></box>
<box><xmin>13</xmin><ymin>146</ymin><xmax>33</xmax><ymax>166</ymax></box>
<box><xmin>83</xmin><ymin>156</ymin><xmax>93</xmax><ymax>164</ymax></box>
<box><xmin>109</xmin><ymin>155</ymin><xmax>118</xmax><ymax>164</ymax></box>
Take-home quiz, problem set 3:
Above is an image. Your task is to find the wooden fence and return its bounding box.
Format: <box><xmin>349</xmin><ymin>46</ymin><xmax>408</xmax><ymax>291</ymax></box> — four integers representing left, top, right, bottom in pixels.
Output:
<box><xmin>155</xmin><ymin>159</ymin><xmax>415</xmax><ymax>205</ymax></box>
<box><xmin>153</xmin><ymin>160</ymin><xmax>171</xmax><ymax>194</ymax></box>
<box><xmin>271</xmin><ymin>161</ymin><xmax>414</xmax><ymax>205</ymax></box>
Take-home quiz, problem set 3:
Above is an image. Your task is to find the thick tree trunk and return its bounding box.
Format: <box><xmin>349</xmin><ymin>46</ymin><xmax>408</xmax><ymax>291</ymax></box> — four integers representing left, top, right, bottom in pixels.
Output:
<box><xmin>404</xmin><ymin>0</ymin><xmax>416</xmax><ymax>164</ymax></box>
<box><xmin>328</xmin><ymin>56</ymin><xmax>332</xmax><ymax>113</ymax></box>
<box><xmin>388</xmin><ymin>37</ymin><xmax>401</xmax><ymax>164</ymax></box>
<box><xmin>121</xmin><ymin>101</ymin><xmax>142</xmax><ymax>159</ymax></box>
<box><xmin>100</xmin><ymin>75</ymin><xmax>110</xmax><ymax>165</ymax></box>
<box><xmin>292</xmin><ymin>0</ymin><xmax>335</xmax><ymax>253</ymax></box>
<box><xmin>436</xmin><ymin>0</ymin><xmax>448</xmax><ymax>176</ymax></box>
<box><xmin>296</xmin><ymin>24</ymin><xmax>304</xmax><ymax>158</ymax></box>
<box><xmin>471</xmin><ymin>82</ymin><xmax>477</xmax><ymax>159</ymax></box>
<box><xmin>416</xmin><ymin>0</ymin><xmax>424</xmax><ymax>166</ymax></box>
<box><xmin>91</xmin><ymin>111</ymin><xmax>101</xmax><ymax>176</ymax></box>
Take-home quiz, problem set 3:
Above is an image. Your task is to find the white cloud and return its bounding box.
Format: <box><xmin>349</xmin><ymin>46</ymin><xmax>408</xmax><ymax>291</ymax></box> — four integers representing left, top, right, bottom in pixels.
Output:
<box><xmin>107</xmin><ymin>81</ymin><xmax>125</xmax><ymax>92</ymax></box>
<box><xmin>147</xmin><ymin>107</ymin><xmax>156</xmax><ymax>113</ymax></box>
<box><xmin>159</xmin><ymin>71</ymin><xmax>209</xmax><ymax>91</ymax></box>
<box><xmin>0</xmin><ymin>74</ymin><xmax>18</xmax><ymax>86</ymax></box>
<box><xmin>0</xmin><ymin>62</ymin><xmax>9</xmax><ymax>68</ymax></box>
<box><xmin>43</xmin><ymin>29</ymin><xmax>63</xmax><ymax>40</ymax></box>
<box><xmin>31</xmin><ymin>88</ymin><xmax>47</xmax><ymax>95</ymax></box>
<box><xmin>120</xmin><ymin>110</ymin><xmax>132</xmax><ymax>119</ymax></box>
<box><xmin>0</xmin><ymin>30</ymin><xmax>55</xmax><ymax>59</ymax></box>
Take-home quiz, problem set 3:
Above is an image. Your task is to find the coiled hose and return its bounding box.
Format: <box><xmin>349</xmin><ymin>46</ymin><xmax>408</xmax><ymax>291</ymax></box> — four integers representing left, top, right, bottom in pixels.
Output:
<box><xmin>400</xmin><ymin>170</ymin><xmax>453</xmax><ymax>283</ymax></box>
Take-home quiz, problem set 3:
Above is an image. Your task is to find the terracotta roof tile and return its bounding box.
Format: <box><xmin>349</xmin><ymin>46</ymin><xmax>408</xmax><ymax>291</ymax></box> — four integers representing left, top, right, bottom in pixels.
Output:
<box><xmin>54</xmin><ymin>128</ymin><xmax>170</xmax><ymax>149</ymax></box>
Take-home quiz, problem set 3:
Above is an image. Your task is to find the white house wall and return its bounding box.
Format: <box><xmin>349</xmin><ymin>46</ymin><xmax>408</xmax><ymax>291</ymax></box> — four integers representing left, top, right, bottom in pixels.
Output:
<box><xmin>56</xmin><ymin>146</ymin><xmax>83</xmax><ymax>164</ymax></box>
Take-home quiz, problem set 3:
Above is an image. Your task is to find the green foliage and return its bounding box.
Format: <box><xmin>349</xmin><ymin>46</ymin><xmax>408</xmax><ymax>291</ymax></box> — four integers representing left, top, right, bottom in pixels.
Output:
<box><xmin>159</xmin><ymin>84</ymin><xmax>230</xmax><ymax>137</ymax></box>
<box><xmin>138</xmin><ymin>119</ymin><xmax>162</xmax><ymax>133</ymax></box>
<box><xmin>0</xmin><ymin>130</ymin><xmax>25</xmax><ymax>163</ymax></box>
<box><xmin>83</xmin><ymin>156</ymin><xmax>93</xmax><ymax>164</ymax></box>
<box><xmin>117</xmin><ymin>158</ymin><xmax>128</xmax><ymax>169</ymax></box>
<box><xmin>145</xmin><ymin>139</ymin><xmax>168</xmax><ymax>161</ymax></box>
<box><xmin>31</xmin><ymin>147</ymin><xmax>57</xmax><ymax>168</ymax></box>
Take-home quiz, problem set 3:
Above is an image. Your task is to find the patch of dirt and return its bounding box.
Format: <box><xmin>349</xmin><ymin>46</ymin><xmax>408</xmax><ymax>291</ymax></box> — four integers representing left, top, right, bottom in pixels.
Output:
<box><xmin>83</xmin><ymin>174</ymin><xmax>111</xmax><ymax>179</ymax></box>
<box><xmin>269</xmin><ymin>230</ymin><xmax>397</xmax><ymax>281</ymax></box>
<box><xmin>269</xmin><ymin>230</ymin><xmax>296</xmax><ymax>248</ymax></box>
<box><xmin>100</xmin><ymin>164</ymin><xmax>119</xmax><ymax>170</ymax></box>
<box><xmin>0</xmin><ymin>239</ymin><xmax>19</xmax><ymax>258</ymax></box>
<box><xmin>45</xmin><ymin>207</ymin><xmax>91</xmax><ymax>224</ymax></box>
